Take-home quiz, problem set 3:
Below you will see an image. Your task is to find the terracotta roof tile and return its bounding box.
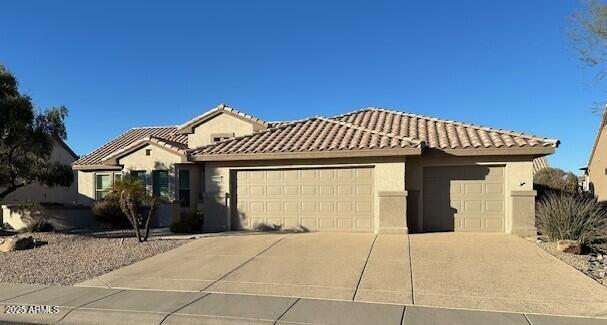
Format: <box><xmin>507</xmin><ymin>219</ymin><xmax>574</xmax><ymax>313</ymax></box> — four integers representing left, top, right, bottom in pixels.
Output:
<box><xmin>333</xmin><ymin>108</ymin><xmax>558</xmax><ymax>149</ymax></box>
<box><xmin>188</xmin><ymin>117</ymin><xmax>423</xmax><ymax>156</ymax></box>
<box><xmin>73</xmin><ymin>126</ymin><xmax>187</xmax><ymax>167</ymax></box>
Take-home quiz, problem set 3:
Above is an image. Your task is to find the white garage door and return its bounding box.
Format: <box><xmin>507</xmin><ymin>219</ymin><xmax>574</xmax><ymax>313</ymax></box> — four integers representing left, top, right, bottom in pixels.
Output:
<box><xmin>423</xmin><ymin>165</ymin><xmax>505</xmax><ymax>232</ymax></box>
<box><xmin>233</xmin><ymin>167</ymin><xmax>374</xmax><ymax>232</ymax></box>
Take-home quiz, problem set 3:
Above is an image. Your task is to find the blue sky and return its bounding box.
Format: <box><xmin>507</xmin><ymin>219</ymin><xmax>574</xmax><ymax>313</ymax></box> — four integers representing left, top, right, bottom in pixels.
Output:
<box><xmin>0</xmin><ymin>1</ymin><xmax>603</xmax><ymax>172</ymax></box>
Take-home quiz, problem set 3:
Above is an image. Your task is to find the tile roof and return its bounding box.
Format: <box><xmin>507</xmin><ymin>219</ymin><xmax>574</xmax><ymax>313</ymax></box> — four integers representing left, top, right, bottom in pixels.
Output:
<box><xmin>101</xmin><ymin>136</ymin><xmax>188</xmax><ymax>164</ymax></box>
<box><xmin>177</xmin><ymin>104</ymin><xmax>267</xmax><ymax>133</ymax></box>
<box><xmin>333</xmin><ymin>108</ymin><xmax>559</xmax><ymax>150</ymax></box>
<box><xmin>73</xmin><ymin>126</ymin><xmax>188</xmax><ymax>167</ymax></box>
<box><xmin>188</xmin><ymin>116</ymin><xmax>423</xmax><ymax>157</ymax></box>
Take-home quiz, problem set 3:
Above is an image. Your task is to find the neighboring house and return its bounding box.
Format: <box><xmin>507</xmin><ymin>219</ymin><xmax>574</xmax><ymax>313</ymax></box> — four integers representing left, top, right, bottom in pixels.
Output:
<box><xmin>585</xmin><ymin>109</ymin><xmax>607</xmax><ymax>200</ymax></box>
<box><xmin>2</xmin><ymin>139</ymin><xmax>78</xmax><ymax>205</ymax></box>
<box><xmin>73</xmin><ymin>104</ymin><xmax>558</xmax><ymax>236</ymax></box>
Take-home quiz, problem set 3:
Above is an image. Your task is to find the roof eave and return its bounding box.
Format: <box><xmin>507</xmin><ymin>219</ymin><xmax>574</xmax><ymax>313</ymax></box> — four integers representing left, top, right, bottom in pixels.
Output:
<box><xmin>438</xmin><ymin>146</ymin><xmax>556</xmax><ymax>156</ymax></box>
<box><xmin>72</xmin><ymin>164</ymin><xmax>123</xmax><ymax>171</ymax></box>
<box><xmin>188</xmin><ymin>148</ymin><xmax>422</xmax><ymax>162</ymax></box>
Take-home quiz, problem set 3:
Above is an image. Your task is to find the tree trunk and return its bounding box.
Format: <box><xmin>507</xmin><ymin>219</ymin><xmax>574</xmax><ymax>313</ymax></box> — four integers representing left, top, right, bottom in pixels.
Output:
<box><xmin>0</xmin><ymin>183</ymin><xmax>26</xmax><ymax>201</ymax></box>
<box><xmin>142</xmin><ymin>199</ymin><xmax>157</xmax><ymax>242</ymax></box>
<box><xmin>120</xmin><ymin>191</ymin><xmax>142</xmax><ymax>242</ymax></box>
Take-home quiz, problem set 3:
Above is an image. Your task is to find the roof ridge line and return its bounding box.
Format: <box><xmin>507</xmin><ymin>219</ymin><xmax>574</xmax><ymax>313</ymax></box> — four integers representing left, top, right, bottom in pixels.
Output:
<box><xmin>131</xmin><ymin>125</ymin><xmax>178</xmax><ymax>129</ymax></box>
<box><xmin>177</xmin><ymin>103</ymin><xmax>267</xmax><ymax>131</ymax></box>
<box><xmin>73</xmin><ymin>127</ymin><xmax>142</xmax><ymax>165</ymax></box>
<box><xmin>371</xmin><ymin>107</ymin><xmax>558</xmax><ymax>143</ymax></box>
<box><xmin>317</xmin><ymin>116</ymin><xmax>424</xmax><ymax>147</ymax></box>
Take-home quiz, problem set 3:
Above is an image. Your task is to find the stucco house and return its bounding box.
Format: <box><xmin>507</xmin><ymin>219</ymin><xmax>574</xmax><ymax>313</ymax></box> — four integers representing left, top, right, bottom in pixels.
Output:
<box><xmin>2</xmin><ymin>139</ymin><xmax>78</xmax><ymax>205</ymax></box>
<box><xmin>585</xmin><ymin>109</ymin><xmax>607</xmax><ymax>200</ymax></box>
<box><xmin>72</xmin><ymin>104</ymin><xmax>558</xmax><ymax>236</ymax></box>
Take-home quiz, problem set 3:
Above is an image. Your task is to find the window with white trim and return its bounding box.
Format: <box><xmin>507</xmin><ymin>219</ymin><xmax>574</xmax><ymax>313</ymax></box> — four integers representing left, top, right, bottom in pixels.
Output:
<box><xmin>95</xmin><ymin>174</ymin><xmax>112</xmax><ymax>200</ymax></box>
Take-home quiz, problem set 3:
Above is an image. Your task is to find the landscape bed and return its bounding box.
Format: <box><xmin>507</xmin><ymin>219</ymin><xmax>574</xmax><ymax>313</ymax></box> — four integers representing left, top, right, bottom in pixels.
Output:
<box><xmin>0</xmin><ymin>232</ymin><xmax>190</xmax><ymax>285</ymax></box>
<box><xmin>537</xmin><ymin>241</ymin><xmax>607</xmax><ymax>286</ymax></box>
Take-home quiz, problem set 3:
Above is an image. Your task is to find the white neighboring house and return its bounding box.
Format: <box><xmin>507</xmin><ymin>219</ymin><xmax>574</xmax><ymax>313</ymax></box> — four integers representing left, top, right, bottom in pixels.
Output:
<box><xmin>1</xmin><ymin>139</ymin><xmax>78</xmax><ymax>206</ymax></box>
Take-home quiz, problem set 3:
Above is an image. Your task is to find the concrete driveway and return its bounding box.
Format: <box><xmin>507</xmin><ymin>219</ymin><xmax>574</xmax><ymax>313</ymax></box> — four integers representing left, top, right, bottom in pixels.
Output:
<box><xmin>79</xmin><ymin>232</ymin><xmax>412</xmax><ymax>304</ymax></box>
<box><xmin>78</xmin><ymin>232</ymin><xmax>607</xmax><ymax>317</ymax></box>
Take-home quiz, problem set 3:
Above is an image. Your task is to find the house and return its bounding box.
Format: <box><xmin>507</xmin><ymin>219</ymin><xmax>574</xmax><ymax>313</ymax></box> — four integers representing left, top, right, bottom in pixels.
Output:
<box><xmin>73</xmin><ymin>104</ymin><xmax>558</xmax><ymax>236</ymax></box>
<box><xmin>2</xmin><ymin>138</ymin><xmax>78</xmax><ymax>205</ymax></box>
<box><xmin>585</xmin><ymin>109</ymin><xmax>607</xmax><ymax>200</ymax></box>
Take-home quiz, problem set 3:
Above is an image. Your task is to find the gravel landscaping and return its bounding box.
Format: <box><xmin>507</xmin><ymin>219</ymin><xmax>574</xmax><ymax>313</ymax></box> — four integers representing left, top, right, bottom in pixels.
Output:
<box><xmin>0</xmin><ymin>232</ymin><xmax>191</xmax><ymax>285</ymax></box>
<box><xmin>538</xmin><ymin>241</ymin><xmax>607</xmax><ymax>286</ymax></box>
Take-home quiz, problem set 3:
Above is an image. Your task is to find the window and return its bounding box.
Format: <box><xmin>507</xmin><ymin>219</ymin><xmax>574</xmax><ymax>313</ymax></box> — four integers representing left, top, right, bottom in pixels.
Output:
<box><xmin>153</xmin><ymin>170</ymin><xmax>169</xmax><ymax>198</ymax></box>
<box><xmin>210</xmin><ymin>133</ymin><xmax>234</xmax><ymax>143</ymax></box>
<box><xmin>145</xmin><ymin>149</ymin><xmax>151</xmax><ymax>156</ymax></box>
<box><xmin>95</xmin><ymin>174</ymin><xmax>112</xmax><ymax>200</ymax></box>
<box><xmin>131</xmin><ymin>170</ymin><xmax>146</xmax><ymax>184</ymax></box>
<box><xmin>178</xmin><ymin>169</ymin><xmax>190</xmax><ymax>207</ymax></box>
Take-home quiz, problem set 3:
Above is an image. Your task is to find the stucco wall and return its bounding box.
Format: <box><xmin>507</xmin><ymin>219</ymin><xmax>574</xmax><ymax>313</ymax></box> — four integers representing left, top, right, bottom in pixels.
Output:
<box><xmin>202</xmin><ymin>157</ymin><xmax>406</xmax><ymax>233</ymax></box>
<box><xmin>588</xmin><ymin>127</ymin><xmax>607</xmax><ymax>201</ymax></box>
<box><xmin>187</xmin><ymin>113</ymin><xmax>257</xmax><ymax>148</ymax></box>
<box><xmin>1</xmin><ymin>141</ymin><xmax>78</xmax><ymax>205</ymax></box>
<box><xmin>405</xmin><ymin>153</ymin><xmax>536</xmax><ymax>235</ymax></box>
<box><xmin>77</xmin><ymin>144</ymin><xmax>189</xmax><ymax>206</ymax></box>
<box><xmin>118</xmin><ymin>144</ymin><xmax>185</xmax><ymax>201</ymax></box>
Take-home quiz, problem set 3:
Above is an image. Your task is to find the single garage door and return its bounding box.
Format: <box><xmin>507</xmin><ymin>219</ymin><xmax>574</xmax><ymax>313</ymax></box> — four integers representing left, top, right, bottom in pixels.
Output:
<box><xmin>232</xmin><ymin>167</ymin><xmax>374</xmax><ymax>232</ymax></box>
<box><xmin>423</xmin><ymin>165</ymin><xmax>505</xmax><ymax>232</ymax></box>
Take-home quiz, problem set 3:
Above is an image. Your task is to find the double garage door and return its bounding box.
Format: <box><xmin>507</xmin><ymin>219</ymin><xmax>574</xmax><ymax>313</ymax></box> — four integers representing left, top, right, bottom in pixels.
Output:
<box><xmin>423</xmin><ymin>165</ymin><xmax>505</xmax><ymax>232</ymax></box>
<box><xmin>232</xmin><ymin>167</ymin><xmax>374</xmax><ymax>232</ymax></box>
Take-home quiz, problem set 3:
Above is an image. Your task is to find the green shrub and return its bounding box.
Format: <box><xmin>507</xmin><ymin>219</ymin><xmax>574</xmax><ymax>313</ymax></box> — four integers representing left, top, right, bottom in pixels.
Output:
<box><xmin>534</xmin><ymin>167</ymin><xmax>579</xmax><ymax>193</ymax></box>
<box><xmin>170</xmin><ymin>211</ymin><xmax>202</xmax><ymax>233</ymax></box>
<box><xmin>536</xmin><ymin>192</ymin><xmax>607</xmax><ymax>245</ymax></box>
<box><xmin>92</xmin><ymin>197</ymin><xmax>128</xmax><ymax>228</ymax></box>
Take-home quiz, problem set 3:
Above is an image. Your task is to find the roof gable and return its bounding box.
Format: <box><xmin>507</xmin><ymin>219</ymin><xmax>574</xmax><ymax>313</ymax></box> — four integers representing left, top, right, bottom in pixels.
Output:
<box><xmin>101</xmin><ymin>136</ymin><xmax>188</xmax><ymax>165</ymax></box>
<box><xmin>177</xmin><ymin>104</ymin><xmax>267</xmax><ymax>134</ymax></box>
<box><xmin>73</xmin><ymin>126</ymin><xmax>188</xmax><ymax>169</ymax></box>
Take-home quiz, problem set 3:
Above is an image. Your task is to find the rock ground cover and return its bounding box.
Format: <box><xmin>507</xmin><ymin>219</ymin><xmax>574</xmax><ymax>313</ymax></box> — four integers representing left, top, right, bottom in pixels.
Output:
<box><xmin>537</xmin><ymin>241</ymin><xmax>607</xmax><ymax>286</ymax></box>
<box><xmin>0</xmin><ymin>232</ymin><xmax>190</xmax><ymax>285</ymax></box>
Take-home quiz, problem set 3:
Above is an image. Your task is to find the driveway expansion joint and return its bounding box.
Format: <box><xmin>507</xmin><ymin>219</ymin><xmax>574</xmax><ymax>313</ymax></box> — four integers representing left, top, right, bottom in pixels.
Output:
<box><xmin>352</xmin><ymin>234</ymin><xmax>378</xmax><ymax>301</ymax></box>
<box><xmin>53</xmin><ymin>289</ymin><xmax>125</xmax><ymax>324</ymax></box>
<box><xmin>200</xmin><ymin>233</ymin><xmax>294</xmax><ymax>292</ymax></box>
<box><xmin>159</xmin><ymin>292</ymin><xmax>210</xmax><ymax>324</ymax></box>
<box><xmin>0</xmin><ymin>285</ymin><xmax>50</xmax><ymax>303</ymax></box>
<box><xmin>274</xmin><ymin>297</ymin><xmax>301</xmax><ymax>325</ymax></box>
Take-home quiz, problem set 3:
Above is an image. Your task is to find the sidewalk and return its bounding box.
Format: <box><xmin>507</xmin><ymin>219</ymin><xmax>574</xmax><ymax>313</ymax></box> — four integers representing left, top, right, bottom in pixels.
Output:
<box><xmin>0</xmin><ymin>283</ymin><xmax>605</xmax><ymax>325</ymax></box>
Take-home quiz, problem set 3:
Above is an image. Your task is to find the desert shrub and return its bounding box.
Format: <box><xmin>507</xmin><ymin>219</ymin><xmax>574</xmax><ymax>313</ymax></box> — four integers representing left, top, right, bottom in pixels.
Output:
<box><xmin>536</xmin><ymin>192</ymin><xmax>607</xmax><ymax>245</ymax></box>
<box><xmin>170</xmin><ymin>211</ymin><xmax>202</xmax><ymax>233</ymax></box>
<box><xmin>534</xmin><ymin>167</ymin><xmax>579</xmax><ymax>194</ymax></box>
<box><xmin>92</xmin><ymin>197</ymin><xmax>128</xmax><ymax>228</ymax></box>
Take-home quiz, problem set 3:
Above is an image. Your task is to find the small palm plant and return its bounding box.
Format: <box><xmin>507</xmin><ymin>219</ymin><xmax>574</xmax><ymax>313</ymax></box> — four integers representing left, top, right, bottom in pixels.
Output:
<box><xmin>112</xmin><ymin>174</ymin><xmax>161</xmax><ymax>242</ymax></box>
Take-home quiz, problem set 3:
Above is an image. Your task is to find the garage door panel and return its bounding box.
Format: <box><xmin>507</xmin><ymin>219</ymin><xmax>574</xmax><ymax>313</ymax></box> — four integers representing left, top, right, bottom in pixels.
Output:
<box><xmin>234</xmin><ymin>167</ymin><xmax>374</xmax><ymax>232</ymax></box>
<box><xmin>423</xmin><ymin>165</ymin><xmax>505</xmax><ymax>233</ymax></box>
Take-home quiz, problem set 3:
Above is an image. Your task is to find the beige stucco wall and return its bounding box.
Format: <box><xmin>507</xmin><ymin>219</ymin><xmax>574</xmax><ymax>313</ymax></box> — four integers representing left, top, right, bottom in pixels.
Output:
<box><xmin>187</xmin><ymin>113</ymin><xmax>257</xmax><ymax>148</ymax></box>
<box><xmin>202</xmin><ymin>157</ymin><xmax>406</xmax><ymax>233</ymax></box>
<box><xmin>588</xmin><ymin>127</ymin><xmax>607</xmax><ymax>201</ymax></box>
<box><xmin>405</xmin><ymin>153</ymin><xmax>536</xmax><ymax>235</ymax></box>
<box><xmin>76</xmin><ymin>144</ymin><xmax>190</xmax><ymax>206</ymax></box>
<box><xmin>2</xmin><ymin>141</ymin><xmax>78</xmax><ymax>205</ymax></box>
